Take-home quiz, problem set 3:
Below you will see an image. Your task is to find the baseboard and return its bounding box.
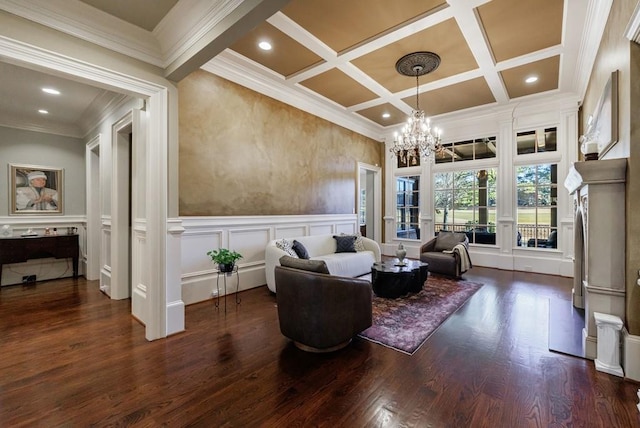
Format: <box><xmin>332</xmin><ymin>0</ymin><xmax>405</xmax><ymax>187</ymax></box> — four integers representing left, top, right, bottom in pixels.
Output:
<box><xmin>623</xmin><ymin>329</ymin><xmax>640</xmax><ymax>382</ymax></box>
<box><xmin>166</xmin><ymin>300</ymin><xmax>185</xmax><ymax>336</ymax></box>
<box><xmin>182</xmin><ymin>265</ymin><xmax>267</xmax><ymax>305</ymax></box>
<box><xmin>583</xmin><ymin>328</ymin><xmax>597</xmax><ymax>360</ymax></box>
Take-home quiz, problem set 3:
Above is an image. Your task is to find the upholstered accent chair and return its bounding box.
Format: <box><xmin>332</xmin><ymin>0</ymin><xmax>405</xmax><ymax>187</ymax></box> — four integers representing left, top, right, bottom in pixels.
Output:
<box><xmin>274</xmin><ymin>263</ymin><xmax>372</xmax><ymax>352</ymax></box>
<box><xmin>419</xmin><ymin>231</ymin><xmax>471</xmax><ymax>278</ymax></box>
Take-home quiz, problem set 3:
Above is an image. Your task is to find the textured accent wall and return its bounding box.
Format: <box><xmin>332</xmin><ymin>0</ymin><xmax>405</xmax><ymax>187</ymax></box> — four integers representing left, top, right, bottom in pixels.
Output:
<box><xmin>582</xmin><ymin>0</ymin><xmax>640</xmax><ymax>335</ymax></box>
<box><xmin>178</xmin><ymin>70</ymin><xmax>383</xmax><ymax>216</ymax></box>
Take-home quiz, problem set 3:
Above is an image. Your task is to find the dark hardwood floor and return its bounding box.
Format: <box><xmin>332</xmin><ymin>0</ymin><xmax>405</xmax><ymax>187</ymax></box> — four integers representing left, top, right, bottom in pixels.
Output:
<box><xmin>1</xmin><ymin>267</ymin><xmax>639</xmax><ymax>427</ymax></box>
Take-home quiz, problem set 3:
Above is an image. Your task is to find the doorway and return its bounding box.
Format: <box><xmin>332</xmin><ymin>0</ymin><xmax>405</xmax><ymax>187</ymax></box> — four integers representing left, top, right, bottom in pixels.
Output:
<box><xmin>111</xmin><ymin>115</ymin><xmax>133</xmax><ymax>300</ymax></box>
<box><xmin>357</xmin><ymin>162</ymin><xmax>382</xmax><ymax>242</ymax></box>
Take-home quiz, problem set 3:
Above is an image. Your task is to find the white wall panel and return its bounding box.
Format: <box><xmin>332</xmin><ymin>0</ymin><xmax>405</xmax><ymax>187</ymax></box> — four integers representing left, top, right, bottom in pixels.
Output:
<box><xmin>229</xmin><ymin>228</ymin><xmax>270</xmax><ymax>264</ymax></box>
<box><xmin>309</xmin><ymin>224</ymin><xmax>334</xmax><ymax>236</ymax></box>
<box><xmin>275</xmin><ymin>225</ymin><xmax>307</xmax><ymax>239</ymax></box>
<box><xmin>181</xmin><ymin>229</ymin><xmax>223</xmax><ymax>275</ymax></box>
<box><xmin>180</xmin><ymin>214</ymin><xmax>358</xmax><ymax>305</ymax></box>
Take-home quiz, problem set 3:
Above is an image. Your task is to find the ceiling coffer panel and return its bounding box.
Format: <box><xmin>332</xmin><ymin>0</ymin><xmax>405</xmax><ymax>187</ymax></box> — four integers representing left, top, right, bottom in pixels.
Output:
<box><xmin>299</xmin><ymin>69</ymin><xmax>378</xmax><ymax>108</ymax></box>
<box><xmin>401</xmin><ymin>77</ymin><xmax>496</xmax><ymax>117</ymax></box>
<box><xmin>356</xmin><ymin>103</ymin><xmax>407</xmax><ymax>127</ymax></box>
<box><xmin>476</xmin><ymin>0</ymin><xmax>563</xmax><ymax>63</ymax></box>
<box><xmin>281</xmin><ymin>0</ymin><xmax>447</xmax><ymax>53</ymax></box>
<box><xmin>501</xmin><ymin>55</ymin><xmax>560</xmax><ymax>99</ymax></box>
<box><xmin>351</xmin><ymin>19</ymin><xmax>478</xmax><ymax>94</ymax></box>
<box><xmin>229</xmin><ymin>22</ymin><xmax>323</xmax><ymax>77</ymax></box>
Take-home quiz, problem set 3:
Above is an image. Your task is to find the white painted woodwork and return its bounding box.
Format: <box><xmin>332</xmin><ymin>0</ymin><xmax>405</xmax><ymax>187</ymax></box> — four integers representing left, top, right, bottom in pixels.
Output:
<box><xmin>85</xmin><ymin>134</ymin><xmax>101</xmax><ymax>280</ymax></box>
<box><xmin>110</xmin><ymin>113</ymin><xmax>132</xmax><ymax>300</ymax></box>
<box><xmin>357</xmin><ymin>162</ymin><xmax>382</xmax><ymax>243</ymax></box>
<box><xmin>382</xmin><ymin>96</ymin><xmax>578</xmax><ymax>277</ymax></box>
<box><xmin>179</xmin><ymin>214</ymin><xmax>359</xmax><ymax>305</ymax></box>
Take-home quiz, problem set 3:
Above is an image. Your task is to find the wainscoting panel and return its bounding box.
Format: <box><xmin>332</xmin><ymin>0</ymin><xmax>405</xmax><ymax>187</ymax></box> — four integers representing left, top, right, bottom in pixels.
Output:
<box><xmin>275</xmin><ymin>225</ymin><xmax>308</xmax><ymax>239</ymax></box>
<box><xmin>131</xmin><ymin>221</ymin><xmax>148</xmax><ymax>325</ymax></box>
<box><xmin>229</xmin><ymin>227</ymin><xmax>270</xmax><ymax>264</ymax></box>
<box><xmin>100</xmin><ymin>219</ymin><xmax>111</xmax><ymax>295</ymax></box>
<box><xmin>180</xmin><ymin>214</ymin><xmax>358</xmax><ymax>305</ymax></box>
<box><xmin>309</xmin><ymin>224</ymin><xmax>334</xmax><ymax>236</ymax></box>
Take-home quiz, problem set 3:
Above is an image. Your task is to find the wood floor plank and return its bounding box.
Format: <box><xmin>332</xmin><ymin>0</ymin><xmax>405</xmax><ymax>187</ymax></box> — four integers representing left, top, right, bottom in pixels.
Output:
<box><xmin>1</xmin><ymin>267</ymin><xmax>639</xmax><ymax>427</ymax></box>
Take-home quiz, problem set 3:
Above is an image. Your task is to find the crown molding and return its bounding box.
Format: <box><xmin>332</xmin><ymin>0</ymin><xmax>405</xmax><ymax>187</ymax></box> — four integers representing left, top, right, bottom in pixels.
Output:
<box><xmin>79</xmin><ymin>92</ymin><xmax>132</xmax><ymax>138</ymax></box>
<box><xmin>0</xmin><ymin>0</ymin><xmax>163</xmax><ymax>67</ymax></box>
<box><xmin>625</xmin><ymin>0</ymin><xmax>640</xmax><ymax>43</ymax></box>
<box><xmin>201</xmin><ymin>50</ymin><xmax>385</xmax><ymax>142</ymax></box>
<box><xmin>572</xmin><ymin>0</ymin><xmax>613</xmax><ymax>101</ymax></box>
<box><xmin>0</xmin><ymin>113</ymin><xmax>82</xmax><ymax>138</ymax></box>
<box><xmin>154</xmin><ymin>0</ymin><xmax>244</xmax><ymax>69</ymax></box>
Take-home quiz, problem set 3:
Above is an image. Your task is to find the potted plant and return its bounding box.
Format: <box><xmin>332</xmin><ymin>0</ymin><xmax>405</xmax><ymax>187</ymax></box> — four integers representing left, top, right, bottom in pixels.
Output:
<box><xmin>207</xmin><ymin>248</ymin><xmax>243</xmax><ymax>273</ymax></box>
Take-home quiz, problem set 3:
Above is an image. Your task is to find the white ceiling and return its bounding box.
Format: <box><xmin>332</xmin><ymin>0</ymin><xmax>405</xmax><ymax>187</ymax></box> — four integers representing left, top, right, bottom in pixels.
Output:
<box><xmin>0</xmin><ymin>0</ymin><xmax>612</xmax><ymax>140</ymax></box>
<box><xmin>0</xmin><ymin>61</ymin><xmax>127</xmax><ymax>138</ymax></box>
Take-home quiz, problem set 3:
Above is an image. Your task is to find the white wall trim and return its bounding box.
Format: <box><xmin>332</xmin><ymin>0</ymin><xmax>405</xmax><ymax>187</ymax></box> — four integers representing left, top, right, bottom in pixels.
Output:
<box><xmin>0</xmin><ymin>0</ymin><xmax>163</xmax><ymax>66</ymax></box>
<box><xmin>180</xmin><ymin>214</ymin><xmax>361</xmax><ymax>305</ymax></box>
<box><xmin>623</xmin><ymin>329</ymin><xmax>640</xmax><ymax>382</ymax></box>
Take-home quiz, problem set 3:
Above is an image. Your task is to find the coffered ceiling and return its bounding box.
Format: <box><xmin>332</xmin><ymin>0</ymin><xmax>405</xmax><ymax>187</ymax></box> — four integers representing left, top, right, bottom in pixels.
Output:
<box><xmin>0</xmin><ymin>0</ymin><xmax>604</xmax><ymax>140</ymax></box>
<box><xmin>207</xmin><ymin>0</ymin><xmax>596</xmax><ymax>137</ymax></box>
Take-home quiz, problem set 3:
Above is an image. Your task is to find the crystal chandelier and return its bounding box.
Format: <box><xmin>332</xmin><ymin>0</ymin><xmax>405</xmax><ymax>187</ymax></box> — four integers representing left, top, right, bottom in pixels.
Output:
<box><xmin>390</xmin><ymin>52</ymin><xmax>443</xmax><ymax>162</ymax></box>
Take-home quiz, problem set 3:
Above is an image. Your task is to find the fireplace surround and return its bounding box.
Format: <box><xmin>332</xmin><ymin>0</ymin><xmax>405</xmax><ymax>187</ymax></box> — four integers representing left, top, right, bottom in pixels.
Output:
<box><xmin>564</xmin><ymin>159</ymin><xmax>626</xmax><ymax>360</ymax></box>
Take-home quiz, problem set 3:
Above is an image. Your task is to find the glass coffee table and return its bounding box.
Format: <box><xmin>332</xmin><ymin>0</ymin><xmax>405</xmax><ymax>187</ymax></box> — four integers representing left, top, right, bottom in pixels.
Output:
<box><xmin>371</xmin><ymin>259</ymin><xmax>428</xmax><ymax>298</ymax></box>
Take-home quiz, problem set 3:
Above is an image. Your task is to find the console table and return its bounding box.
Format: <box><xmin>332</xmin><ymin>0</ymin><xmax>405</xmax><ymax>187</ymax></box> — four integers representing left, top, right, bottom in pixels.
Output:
<box><xmin>0</xmin><ymin>234</ymin><xmax>79</xmax><ymax>283</ymax></box>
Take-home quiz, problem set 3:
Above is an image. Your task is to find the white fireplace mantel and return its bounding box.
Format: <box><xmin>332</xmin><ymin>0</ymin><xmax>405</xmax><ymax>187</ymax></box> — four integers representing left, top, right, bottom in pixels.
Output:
<box><xmin>564</xmin><ymin>159</ymin><xmax>627</xmax><ymax>361</ymax></box>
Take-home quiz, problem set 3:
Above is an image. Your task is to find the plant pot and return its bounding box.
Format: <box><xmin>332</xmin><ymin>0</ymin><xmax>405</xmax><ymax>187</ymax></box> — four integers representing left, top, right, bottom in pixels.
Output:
<box><xmin>218</xmin><ymin>263</ymin><xmax>235</xmax><ymax>273</ymax></box>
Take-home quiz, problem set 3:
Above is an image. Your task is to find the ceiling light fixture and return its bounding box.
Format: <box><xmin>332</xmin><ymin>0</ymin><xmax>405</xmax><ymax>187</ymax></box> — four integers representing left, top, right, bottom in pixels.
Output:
<box><xmin>382</xmin><ymin>113</ymin><xmax>390</xmax><ymax>119</ymax></box>
<box><xmin>42</xmin><ymin>87</ymin><xmax>60</xmax><ymax>95</ymax></box>
<box><xmin>525</xmin><ymin>76</ymin><xmax>538</xmax><ymax>84</ymax></box>
<box><xmin>258</xmin><ymin>41</ymin><xmax>272</xmax><ymax>51</ymax></box>
<box><xmin>390</xmin><ymin>52</ymin><xmax>443</xmax><ymax>162</ymax></box>
<box><xmin>38</xmin><ymin>109</ymin><xmax>48</xmax><ymax>114</ymax></box>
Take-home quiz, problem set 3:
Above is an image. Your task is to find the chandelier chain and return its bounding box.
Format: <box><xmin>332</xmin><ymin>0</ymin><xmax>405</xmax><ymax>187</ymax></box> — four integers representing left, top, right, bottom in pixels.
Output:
<box><xmin>390</xmin><ymin>52</ymin><xmax>443</xmax><ymax>162</ymax></box>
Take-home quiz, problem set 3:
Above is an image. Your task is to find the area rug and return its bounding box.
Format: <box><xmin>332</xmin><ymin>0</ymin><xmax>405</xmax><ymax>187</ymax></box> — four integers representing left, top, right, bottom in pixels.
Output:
<box><xmin>358</xmin><ymin>276</ymin><xmax>483</xmax><ymax>355</ymax></box>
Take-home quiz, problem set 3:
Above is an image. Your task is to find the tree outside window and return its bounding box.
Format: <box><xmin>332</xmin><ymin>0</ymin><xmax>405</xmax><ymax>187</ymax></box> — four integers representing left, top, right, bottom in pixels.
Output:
<box><xmin>434</xmin><ymin>168</ymin><xmax>497</xmax><ymax>244</ymax></box>
<box><xmin>516</xmin><ymin>164</ymin><xmax>557</xmax><ymax>248</ymax></box>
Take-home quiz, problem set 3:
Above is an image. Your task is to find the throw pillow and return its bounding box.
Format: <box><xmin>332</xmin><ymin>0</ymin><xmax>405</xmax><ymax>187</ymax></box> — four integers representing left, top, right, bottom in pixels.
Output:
<box><xmin>275</xmin><ymin>239</ymin><xmax>298</xmax><ymax>258</ymax></box>
<box><xmin>434</xmin><ymin>230</ymin><xmax>466</xmax><ymax>252</ymax></box>
<box><xmin>292</xmin><ymin>240</ymin><xmax>310</xmax><ymax>259</ymax></box>
<box><xmin>340</xmin><ymin>233</ymin><xmax>366</xmax><ymax>252</ymax></box>
<box><xmin>279</xmin><ymin>255</ymin><xmax>329</xmax><ymax>274</ymax></box>
<box><xmin>333</xmin><ymin>235</ymin><xmax>357</xmax><ymax>253</ymax></box>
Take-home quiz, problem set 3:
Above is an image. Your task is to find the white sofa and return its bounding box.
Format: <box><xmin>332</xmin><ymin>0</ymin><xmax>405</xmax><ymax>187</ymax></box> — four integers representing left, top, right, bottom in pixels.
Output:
<box><xmin>265</xmin><ymin>234</ymin><xmax>381</xmax><ymax>293</ymax></box>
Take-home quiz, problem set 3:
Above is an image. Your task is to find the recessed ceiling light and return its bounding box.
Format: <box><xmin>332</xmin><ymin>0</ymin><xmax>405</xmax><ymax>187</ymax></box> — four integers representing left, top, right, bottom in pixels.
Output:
<box><xmin>525</xmin><ymin>76</ymin><xmax>538</xmax><ymax>84</ymax></box>
<box><xmin>38</xmin><ymin>109</ymin><xmax>49</xmax><ymax>114</ymax></box>
<box><xmin>382</xmin><ymin>113</ymin><xmax>391</xmax><ymax>118</ymax></box>
<box><xmin>42</xmin><ymin>87</ymin><xmax>60</xmax><ymax>95</ymax></box>
<box><xmin>258</xmin><ymin>41</ymin><xmax>272</xmax><ymax>51</ymax></box>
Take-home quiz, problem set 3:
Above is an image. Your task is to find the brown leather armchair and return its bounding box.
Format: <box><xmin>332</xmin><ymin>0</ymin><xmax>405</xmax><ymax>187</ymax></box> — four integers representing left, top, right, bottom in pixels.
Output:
<box><xmin>419</xmin><ymin>231</ymin><xmax>470</xmax><ymax>278</ymax></box>
<box><xmin>275</xmin><ymin>265</ymin><xmax>372</xmax><ymax>352</ymax></box>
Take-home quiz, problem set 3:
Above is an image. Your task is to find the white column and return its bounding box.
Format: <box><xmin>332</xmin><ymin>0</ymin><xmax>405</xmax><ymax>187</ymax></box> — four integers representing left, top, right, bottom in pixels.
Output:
<box><xmin>594</xmin><ymin>312</ymin><xmax>624</xmax><ymax>377</ymax></box>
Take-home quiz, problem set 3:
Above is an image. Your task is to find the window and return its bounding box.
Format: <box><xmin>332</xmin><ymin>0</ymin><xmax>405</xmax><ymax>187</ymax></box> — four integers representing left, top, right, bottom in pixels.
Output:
<box><xmin>516</xmin><ymin>127</ymin><xmax>557</xmax><ymax>155</ymax></box>
<box><xmin>435</xmin><ymin>136</ymin><xmax>497</xmax><ymax>164</ymax></box>
<box><xmin>434</xmin><ymin>169</ymin><xmax>497</xmax><ymax>244</ymax></box>
<box><xmin>396</xmin><ymin>175</ymin><xmax>420</xmax><ymax>239</ymax></box>
<box><xmin>516</xmin><ymin>164</ymin><xmax>558</xmax><ymax>248</ymax></box>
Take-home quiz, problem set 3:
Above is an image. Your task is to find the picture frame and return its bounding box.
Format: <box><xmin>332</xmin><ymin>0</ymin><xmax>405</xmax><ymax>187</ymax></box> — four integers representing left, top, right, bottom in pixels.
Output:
<box><xmin>589</xmin><ymin>70</ymin><xmax>619</xmax><ymax>158</ymax></box>
<box><xmin>9</xmin><ymin>164</ymin><xmax>64</xmax><ymax>215</ymax></box>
